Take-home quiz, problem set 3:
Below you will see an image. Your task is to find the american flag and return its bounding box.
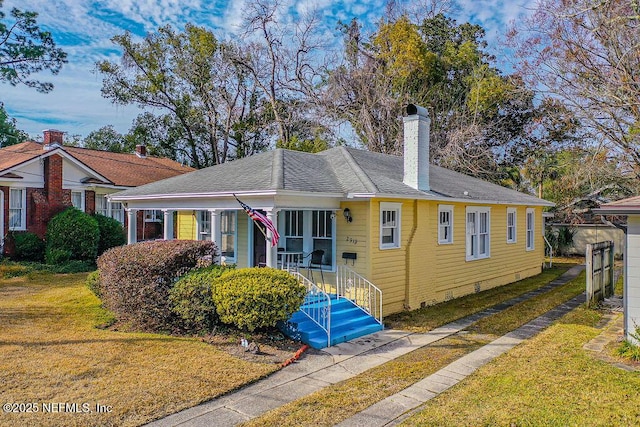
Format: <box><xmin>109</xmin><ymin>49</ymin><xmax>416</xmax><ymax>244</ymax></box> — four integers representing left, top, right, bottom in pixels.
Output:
<box><xmin>234</xmin><ymin>195</ymin><xmax>280</xmax><ymax>247</ymax></box>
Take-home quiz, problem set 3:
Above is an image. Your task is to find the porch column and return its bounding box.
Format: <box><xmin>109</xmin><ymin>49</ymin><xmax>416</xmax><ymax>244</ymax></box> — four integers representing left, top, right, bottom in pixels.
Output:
<box><xmin>210</xmin><ymin>210</ymin><xmax>221</xmax><ymax>263</ymax></box>
<box><xmin>126</xmin><ymin>209</ymin><xmax>137</xmax><ymax>244</ymax></box>
<box><xmin>265</xmin><ymin>209</ymin><xmax>278</xmax><ymax>268</ymax></box>
<box><xmin>163</xmin><ymin>210</ymin><xmax>174</xmax><ymax>240</ymax></box>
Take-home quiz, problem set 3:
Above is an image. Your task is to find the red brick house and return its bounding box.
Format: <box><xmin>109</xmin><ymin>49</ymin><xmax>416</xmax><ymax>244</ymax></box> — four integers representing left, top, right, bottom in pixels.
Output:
<box><xmin>0</xmin><ymin>130</ymin><xmax>193</xmax><ymax>254</ymax></box>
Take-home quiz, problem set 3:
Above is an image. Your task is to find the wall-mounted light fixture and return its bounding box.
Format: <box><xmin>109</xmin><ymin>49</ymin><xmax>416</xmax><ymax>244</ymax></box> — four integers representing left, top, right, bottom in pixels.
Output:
<box><xmin>343</xmin><ymin>208</ymin><xmax>353</xmax><ymax>222</ymax></box>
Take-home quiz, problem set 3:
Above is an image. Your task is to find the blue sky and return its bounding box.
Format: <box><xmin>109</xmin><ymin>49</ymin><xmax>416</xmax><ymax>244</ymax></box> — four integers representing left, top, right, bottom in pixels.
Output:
<box><xmin>2</xmin><ymin>0</ymin><xmax>533</xmax><ymax>139</ymax></box>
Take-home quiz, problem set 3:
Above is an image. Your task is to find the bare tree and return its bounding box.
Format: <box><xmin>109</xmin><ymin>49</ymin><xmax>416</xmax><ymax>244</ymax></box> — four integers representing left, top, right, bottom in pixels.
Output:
<box><xmin>231</xmin><ymin>0</ymin><xmax>327</xmax><ymax>146</ymax></box>
<box><xmin>507</xmin><ymin>0</ymin><xmax>640</xmax><ymax>174</ymax></box>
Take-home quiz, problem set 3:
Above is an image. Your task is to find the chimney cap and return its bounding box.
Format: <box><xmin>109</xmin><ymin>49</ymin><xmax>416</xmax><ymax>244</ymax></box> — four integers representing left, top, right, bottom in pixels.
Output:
<box><xmin>406</xmin><ymin>104</ymin><xmax>429</xmax><ymax>118</ymax></box>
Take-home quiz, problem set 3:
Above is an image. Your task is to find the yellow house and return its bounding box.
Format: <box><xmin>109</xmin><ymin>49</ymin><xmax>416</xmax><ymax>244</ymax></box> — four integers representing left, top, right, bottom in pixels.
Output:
<box><xmin>111</xmin><ymin>105</ymin><xmax>553</xmax><ymax>320</ymax></box>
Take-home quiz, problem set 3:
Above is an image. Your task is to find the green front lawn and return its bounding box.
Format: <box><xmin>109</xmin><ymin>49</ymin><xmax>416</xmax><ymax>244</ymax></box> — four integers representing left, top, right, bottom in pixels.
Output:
<box><xmin>0</xmin><ymin>272</ymin><xmax>281</xmax><ymax>427</ymax></box>
<box><xmin>401</xmin><ymin>306</ymin><xmax>640</xmax><ymax>426</ymax></box>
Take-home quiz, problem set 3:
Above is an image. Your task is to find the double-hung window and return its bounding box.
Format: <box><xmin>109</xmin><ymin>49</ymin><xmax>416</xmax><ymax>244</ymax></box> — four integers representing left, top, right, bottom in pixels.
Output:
<box><xmin>220</xmin><ymin>211</ymin><xmax>237</xmax><ymax>261</ymax></box>
<box><xmin>466</xmin><ymin>206</ymin><xmax>490</xmax><ymax>260</ymax></box>
<box><xmin>9</xmin><ymin>188</ymin><xmax>26</xmax><ymax>230</ymax></box>
<box><xmin>96</xmin><ymin>195</ymin><xmax>124</xmax><ymax>224</ymax></box>
<box><xmin>526</xmin><ymin>208</ymin><xmax>535</xmax><ymax>251</ymax></box>
<box><xmin>71</xmin><ymin>190</ymin><xmax>84</xmax><ymax>211</ymax></box>
<box><xmin>507</xmin><ymin>208</ymin><xmax>517</xmax><ymax>243</ymax></box>
<box><xmin>197</xmin><ymin>211</ymin><xmax>211</xmax><ymax>241</ymax></box>
<box><xmin>380</xmin><ymin>202</ymin><xmax>402</xmax><ymax>249</ymax></box>
<box><xmin>438</xmin><ymin>205</ymin><xmax>453</xmax><ymax>244</ymax></box>
<box><xmin>145</xmin><ymin>210</ymin><xmax>163</xmax><ymax>223</ymax></box>
<box><xmin>312</xmin><ymin>210</ymin><xmax>333</xmax><ymax>265</ymax></box>
<box><xmin>284</xmin><ymin>210</ymin><xmax>304</xmax><ymax>252</ymax></box>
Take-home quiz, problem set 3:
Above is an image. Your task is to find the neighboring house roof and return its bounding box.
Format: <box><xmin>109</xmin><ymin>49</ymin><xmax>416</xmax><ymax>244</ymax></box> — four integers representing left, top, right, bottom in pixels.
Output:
<box><xmin>111</xmin><ymin>146</ymin><xmax>553</xmax><ymax>206</ymax></box>
<box><xmin>0</xmin><ymin>141</ymin><xmax>193</xmax><ymax>187</ymax></box>
<box><xmin>594</xmin><ymin>195</ymin><xmax>640</xmax><ymax>215</ymax></box>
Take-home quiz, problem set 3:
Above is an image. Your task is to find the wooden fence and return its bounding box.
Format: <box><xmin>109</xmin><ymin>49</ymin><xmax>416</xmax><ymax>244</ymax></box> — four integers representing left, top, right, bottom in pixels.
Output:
<box><xmin>586</xmin><ymin>241</ymin><xmax>614</xmax><ymax>305</ymax></box>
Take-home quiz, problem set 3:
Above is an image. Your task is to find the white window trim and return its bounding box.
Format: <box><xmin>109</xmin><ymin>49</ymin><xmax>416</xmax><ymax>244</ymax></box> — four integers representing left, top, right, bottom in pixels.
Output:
<box><xmin>70</xmin><ymin>190</ymin><xmax>85</xmax><ymax>212</ymax></box>
<box><xmin>197</xmin><ymin>210</ymin><xmax>211</xmax><ymax>240</ymax></box>
<box><xmin>526</xmin><ymin>208</ymin><xmax>535</xmax><ymax>251</ymax></box>
<box><xmin>9</xmin><ymin>188</ymin><xmax>26</xmax><ymax>231</ymax></box>
<box><xmin>144</xmin><ymin>209</ymin><xmax>163</xmax><ymax>223</ymax></box>
<box><xmin>507</xmin><ymin>207</ymin><xmax>517</xmax><ymax>244</ymax></box>
<box><xmin>277</xmin><ymin>209</ymin><xmax>337</xmax><ymax>271</ymax></box>
<box><xmin>220</xmin><ymin>210</ymin><xmax>237</xmax><ymax>262</ymax></box>
<box><xmin>438</xmin><ymin>205</ymin><xmax>454</xmax><ymax>244</ymax></box>
<box><xmin>380</xmin><ymin>202</ymin><xmax>402</xmax><ymax>250</ymax></box>
<box><xmin>466</xmin><ymin>206</ymin><xmax>491</xmax><ymax>261</ymax></box>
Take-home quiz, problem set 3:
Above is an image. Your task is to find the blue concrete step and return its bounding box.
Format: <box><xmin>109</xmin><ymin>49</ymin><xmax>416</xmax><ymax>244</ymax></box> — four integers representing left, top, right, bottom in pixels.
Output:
<box><xmin>281</xmin><ymin>296</ymin><xmax>383</xmax><ymax>349</ymax></box>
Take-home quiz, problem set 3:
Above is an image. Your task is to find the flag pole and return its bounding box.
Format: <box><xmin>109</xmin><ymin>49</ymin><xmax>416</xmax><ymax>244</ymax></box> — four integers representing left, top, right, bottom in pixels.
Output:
<box><xmin>234</xmin><ymin>194</ymin><xmax>271</xmax><ymax>242</ymax></box>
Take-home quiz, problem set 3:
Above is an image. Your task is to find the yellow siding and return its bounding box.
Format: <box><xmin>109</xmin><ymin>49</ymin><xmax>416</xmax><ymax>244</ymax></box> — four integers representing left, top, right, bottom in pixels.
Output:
<box><xmin>177</xmin><ymin>211</ymin><xmax>197</xmax><ymax>240</ymax></box>
<box><xmin>365</xmin><ymin>200</ymin><xmax>546</xmax><ymax>316</ymax></box>
<box><xmin>335</xmin><ymin>201</ymin><xmax>370</xmax><ymax>277</ymax></box>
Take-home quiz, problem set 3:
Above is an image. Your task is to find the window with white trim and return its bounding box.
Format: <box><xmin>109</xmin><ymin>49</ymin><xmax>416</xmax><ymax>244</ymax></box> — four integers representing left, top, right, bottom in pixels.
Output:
<box><xmin>526</xmin><ymin>208</ymin><xmax>535</xmax><ymax>251</ymax></box>
<box><xmin>96</xmin><ymin>195</ymin><xmax>124</xmax><ymax>224</ymax></box>
<box><xmin>197</xmin><ymin>211</ymin><xmax>211</xmax><ymax>241</ymax></box>
<box><xmin>380</xmin><ymin>202</ymin><xmax>401</xmax><ymax>249</ymax></box>
<box><xmin>278</xmin><ymin>210</ymin><xmax>336</xmax><ymax>269</ymax></box>
<box><xmin>507</xmin><ymin>208</ymin><xmax>517</xmax><ymax>244</ymax></box>
<box><xmin>466</xmin><ymin>207</ymin><xmax>490</xmax><ymax>260</ymax></box>
<box><xmin>220</xmin><ymin>211</ymin><xmax>237</xmax><ymax>261</ymax></box>
<box><xmin>9</xmin><ymin>188</ymin><xmax>26</xmax><ymax>230</ymax></box>
<box><xmin>312</xmin><ymin>210</ymin><xmax>333</xmax><ymax>265</ymax></box>
<box><xmin>97</xmin><ymin>195</ymin><xmax>108</xmax><ymax>216</ymax></box>
<box><xmin>144</xmin><ymin>210</ymin><xmax>163</xmax><ymax>223</ymax></box>
<box><xmin>284</xmin><ymin>210</ymin><xmax>304</xmax><ymax>252</ymax></box>
<box><xmin>71</xmin><ymin>190</ymin><xmax>84</xmax><ymax>211</ymax></box>
<box><xmin>438</xmin><ymin>205</ymin><xmax>453</xmax><ymax>244</ymax></box>
<box><xmin>110</xmin><ymin>202</ymin><xmax>124</xmax><ymax>224</ymax></box>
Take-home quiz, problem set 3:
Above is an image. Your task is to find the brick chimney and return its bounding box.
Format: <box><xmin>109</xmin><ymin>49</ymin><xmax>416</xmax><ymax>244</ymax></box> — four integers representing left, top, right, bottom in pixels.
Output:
<box><xmin>43</xmin><ymin>129</ymin><xmax>64</xmax><ymax>150</ymax></box>
<box><xmin>135</xmin><ymin>144</ymin><xmax>147</xmax><ymax>158</ymax></box>
<box><xmin>403</xmin><ymin>104</ymin><xmax>430</xmax><ymax>192</ymax></box>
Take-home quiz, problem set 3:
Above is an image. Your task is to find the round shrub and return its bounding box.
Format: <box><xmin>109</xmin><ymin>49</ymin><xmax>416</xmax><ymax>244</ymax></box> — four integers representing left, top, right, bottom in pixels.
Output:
<box><xmin>211</xmin><ymin>267</ymin><xmax>306</xmax><ymax>331</ymax></box>
<box><xmin>46</xmin><ymin>208</ymin><xmax>99</xmax><ymax>261</ymax></box>
<box><xmin>11</xmin><ymin>232</ymin><xmax>45</xmax><ymax>261</ymax></box>
<box><xmin>97</xmin><ymin>240</ymin><xmax>217</xmax><ymax>331</ymax></box>
<box><xmin>169</xmin><ymin>264</ymin><xmax>235</xmax><ymax>333</ymax></box>
<box><xmin>86</xmin><ymin>270</ymin><xmax>101</xmax><ymax>298</ymax></box>
<box><xmin>94</xmin><ymin>214</ymin><xmax>126</xmax><ymax>255</ymax></box>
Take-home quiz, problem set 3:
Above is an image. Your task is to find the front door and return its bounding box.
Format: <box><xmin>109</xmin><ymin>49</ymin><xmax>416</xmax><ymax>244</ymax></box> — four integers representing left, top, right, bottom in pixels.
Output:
<box><xmin>252</xmin><ymin>218</ymin><xmax>267</xmax><ymax>267</ymax></box>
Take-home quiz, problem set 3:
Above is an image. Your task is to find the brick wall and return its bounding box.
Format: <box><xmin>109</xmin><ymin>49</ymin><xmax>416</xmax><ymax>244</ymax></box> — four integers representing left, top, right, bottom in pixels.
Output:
<box><xmin>85</xmin><ymin>191</ymin><xmax>95</xmax><ymax>214</ymax></box>
<box><xmin>44</xmin><ymin>154</ymin><xmax>64</xmax><ymax>214</ymax></box>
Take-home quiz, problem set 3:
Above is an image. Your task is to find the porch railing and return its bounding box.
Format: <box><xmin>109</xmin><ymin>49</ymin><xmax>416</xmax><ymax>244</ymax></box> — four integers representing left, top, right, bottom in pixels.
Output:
<box><xmin>290</xmin><ymin>271</ymin><xmax>331</xmax><ymax>346</ymax></box>
<box><xmin>336</xmin><ymin>265</ymin><xmax>383</xmax><ymax>325</ymax></box>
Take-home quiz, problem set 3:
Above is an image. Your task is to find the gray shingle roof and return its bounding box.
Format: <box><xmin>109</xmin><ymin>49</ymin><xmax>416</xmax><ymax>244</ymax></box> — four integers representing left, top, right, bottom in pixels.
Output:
<box><xmin>112</xmin><ymin>146</ymin><xmax>553</xmax><ymax>206</ymax></box>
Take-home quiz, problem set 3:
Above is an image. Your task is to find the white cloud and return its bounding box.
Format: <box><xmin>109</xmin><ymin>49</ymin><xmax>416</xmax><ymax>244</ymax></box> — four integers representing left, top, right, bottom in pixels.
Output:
<box><xmin>1</xmin><ymin>0</ymin><xmax>527</xmax><ymax>138</ymax></box>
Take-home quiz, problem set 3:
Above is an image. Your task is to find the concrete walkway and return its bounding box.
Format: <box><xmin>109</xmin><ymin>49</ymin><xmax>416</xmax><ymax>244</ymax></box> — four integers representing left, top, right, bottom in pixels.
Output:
<box><xmin>146</xmin><ymin>265</ymin><xmax>585</xmax><ymax>427</ymax></box>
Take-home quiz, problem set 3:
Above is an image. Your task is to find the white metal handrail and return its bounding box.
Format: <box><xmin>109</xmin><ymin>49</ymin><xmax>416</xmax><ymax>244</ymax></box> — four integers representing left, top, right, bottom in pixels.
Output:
<box><xmin>336</xmin><ymin>265</ymin><xmax>383</xmax><ymax>325</ymax></box>
<box><xmin>290</xmin><ymin>271</ymin><xmax>331</xmax><ymax>346</ymax></box>
<box><xmin>544</xmin><ymin>235</ymin><xmax>553</xmax><ymax>268</ymax></box>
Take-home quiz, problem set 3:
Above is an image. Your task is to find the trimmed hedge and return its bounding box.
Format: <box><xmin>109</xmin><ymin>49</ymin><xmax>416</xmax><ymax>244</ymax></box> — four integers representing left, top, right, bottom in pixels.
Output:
<box><xmin>169</xmin><ymin>264</ymin><xmax>235</xmax><ymax>333</ymax></box>
<box><xmin>86</xmin><ymin>270</ymin><xmax>101</xmax><ymax>298</ymax></box>
<box><xmin>94</xmin><ymin>214</ymin><xmax>126</xmax><ymax>255</ymax></box>
<box><xmin>46</xmin><ymin>208</ymin><xmax>100</xmax><ymax>262</ymax></box>
<box><xmin>211</xmin><ymin>267</ymin><xmax>306</xmax><ymax>331</ymax></box>
<box><xmin>11</xmin><ymin>232</ymin><xmax>45</xmax><ymax>262</ymax></box>
<box><xmin>97</xmin><ymin>240</ymin><xmax>217</xmax><ymax>331</ymax></box>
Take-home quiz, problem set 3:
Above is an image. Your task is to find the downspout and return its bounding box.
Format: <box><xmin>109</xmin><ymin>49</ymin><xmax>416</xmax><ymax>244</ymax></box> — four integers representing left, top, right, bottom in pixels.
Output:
<box><xmin>404</xmin><ymin>199</ymin><xmax>419</xmax><ymax>310</ymax></box>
